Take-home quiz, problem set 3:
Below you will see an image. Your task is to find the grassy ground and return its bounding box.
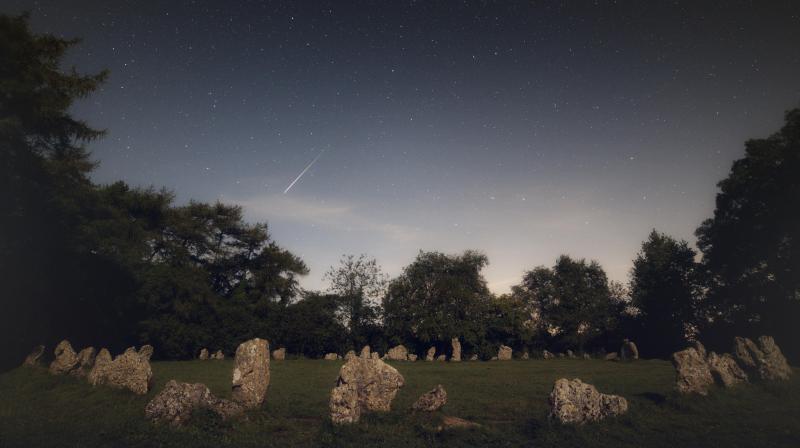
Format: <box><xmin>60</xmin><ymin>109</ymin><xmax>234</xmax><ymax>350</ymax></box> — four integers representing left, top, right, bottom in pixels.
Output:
<box><xmin>1</xmin><ymin>358</ymin><xmax>798</xmax><ymax>447</ymax></box>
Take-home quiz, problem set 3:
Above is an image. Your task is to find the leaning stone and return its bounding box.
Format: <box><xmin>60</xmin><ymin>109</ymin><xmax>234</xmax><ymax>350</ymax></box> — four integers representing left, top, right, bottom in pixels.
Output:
<box><xmin>88</xmin><ymin>348</ymin><xmax>113</xmax><ymax>386</ymax></box>
<box><xmin>145</xmin><ymin>380</ymin><xmax>243</xmax><ymax>427</ymax></box>
<box><xmin>707</xmin><ymin>352</ymin><xmax>748</xmax><ymax>387</ymax></box>
<box><xmin>231</xmin><ymin>338</ymin><xmax>270</xmax><ymax>409</ymax></box>
<box><xmin>426</xmin><ymin>346</ymin><xmax>436</xmax><ymax>361</ymax></box>
<box><xmin>451</xmin><ymin>338</ymin><xmax>462</xmax><ymax>362</ymax></box>
<box><xmin>70</xmin><ymin>347</ymin><xmax>97</xmax><ymax>378</ymax></box>
<box><xmin>49</xmin><ymin>340</ymin><xmax>79</xmax><ymax>375</ymax></box>
<box><xmin>436</xmin><ymin>354</ymin><xmax>446</xmax><ymax>362</ymax></box>
<box><xmin>412</xmin><ymin>384</ymin><xmax>447</xmax><ymax>412</ymax></box>
<box><xmin>199</xmin><ymin>348</ymin><xmax>209</xmax><ymax>360</ymax></box>
<box><xmin>22</xmin><ymin>345</ymin><xmax>45</xmax><ymax>367</ymax></box>
<box><xmin>360</xmin><ymin>345</ymin><xmax>371</xmax><ymax>359</ymax></box>
<box><xmin>408</xmin><ymin>354</ymin><xmax>418</xmax><ymax>361</ymax></box>
<box><xmin>733</xmin><ymin>336</ymin><xmax>792</xmax><ymax>381</ymax></box>
<box><xmin>329</xmin><ymin>356</ymin><xmax>404</xmax><ymax>424</ymax></box>
<box><xmin>543</xmin><ymin>350</ymin><xmax>554</xmax><ymax>360</ymax></box>
<box><xmin>387</xmin><ymin>345</ymin><xmax>409</xmax><ymax>361</ymax></box>
<box><xmin>672</xmin><ymin>347</ymin><xmax>714</xmax><ymax>395</ymax></box>
<box><xmin>324</xmin><ymin>353</ymin><xmax>339</xmax><ymax>360</ymax></box>
<box><xmin>620</xmin><ymin>339</ymin><xmax>639</xmax><ymax>360</ymax></box>
<box><xmin>272</xmin><ymin>348</ymin><xmax>286</xmax><ymax>361</ymax></box>
<box><xmin>549</xmin><ymin>378</ymin><xmax>628</xmax><ymax>424</ymax></box>
<box><xmin>497</xmin><ymin>345</ymin><xmax>512</xmax><ymax>360</ymax></box>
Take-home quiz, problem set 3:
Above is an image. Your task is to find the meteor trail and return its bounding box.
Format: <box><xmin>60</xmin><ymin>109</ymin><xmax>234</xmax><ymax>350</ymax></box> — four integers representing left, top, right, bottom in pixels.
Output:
<box><xmin>283</xmin><ymin>151</ymin><xmax>324</xmax><ymax>194</ymax></box>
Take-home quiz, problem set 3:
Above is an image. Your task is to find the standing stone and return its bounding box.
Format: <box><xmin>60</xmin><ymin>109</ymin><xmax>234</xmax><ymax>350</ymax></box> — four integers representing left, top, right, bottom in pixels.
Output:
<box><xmin>426</xmin><ymin>346</ymin><xmax>436</xmax><ymax>361</ymax></box>
<box><xmin>231</xmin><ymin>338</ymin><xmax>270</xmax><ymax>409</ymax></box>
<box><xmin>360</xmin><ymin>345</ymin><xmax>371</xmax><ymax>359</ymax></box>
<box><xmin>212</xmin><ymin>350</ymin><xmax>225</xmax><ymax>360</ymax></box>
<box><xmin>70</xmin><ymin>347</ymin><xmax>97</xmax><ymax>378</ymax></box>
<box><xmin>344</xmin><ymin>350</ymin><xmax>357</xmax><ymax>360</ymax></box>
<box><xmin>329</xmin><ymin>356</ymin><xmax>405</xmax><ymax>424</ymax></box>
<box><xmin>22</xmin><ymin>345</ymin><xmax>45</xmax><ymax>367</ymax></box>
<box><xmin>324</xmin><ymin>353</ymin><xmax>339</xmax><ymax>360</ymax></box>
<box><xmin>620</xmin><ymin>339</ymin><xmax>639</xmax><ymax>360</ymax></box>
<box><xmin>469</xmin><ymin>354</ymin><xmax>479</xmax><ymax>361</ymax></box>
<box><xmin>734</xmin><ymin>336</ymin><xmax>792</xmax><ymax>381</ymax></box>
<box><xmin>435</xmin><ymin>354</ymin><xmax>446</xmax><ymax>362</ymax></box>
<box><xmin>88</xmin><ymin>348</ymin><xmax>113</xmax><ymax>386</ymax></box>
<box><xmin>49</xmin><ymin>340</ymin><xmax>79</xmax><ymax>375</ymax></box>
<box><xmin>408</xmin><ymin>354</ymin><xmax>418</xmax><ymax>361</ymax></box>
<box><xmin>451</xmin><ymin>338</ymin><xmax>462</xmax><ymax>362</ymax></box>
<box><xmin>145</xmin><ymin>380</ymin><xmax>243</xmax><ymax>426</ymax></box>
<box><xmin>543</xmin><ymin>350</ymin><xmax>554</xmax><ymax>359</ymax></box>
<box><xmin>707</xmin><ymin>352</ymin><xmax>748</xmax><ymax>387</ymax></box>
<box><xmin>549</xmin><ymin>378</ymin><xmax>628</xmax><ymax>424</ymax></box>
<box><xmin>497</xmin><ymin>345</ymin><xmax>512</xmax><ymax>361</ymax></box>
<box><xmin>566</xmin><ymin>349</ymin><xmax>575</xmax><ymax>358</ymax></box>
<box><xmin>412</xmin><ymin>384</ymin><xmax>447</xmax><ymax>412</ymax></box>
<box><xmin>272</xmin><ymin>348</ymin><xmax>286</xmax><ymax>361</ymax></box>
<box><xmin>199</xmin><ymin>348</ymin><xmax>209</xmax><ymax>360</ymax></box>
<box><xmin>521</xmin><ymin>351</ymin><xmax>530</xmax><ymax>360</ymax></box>
<box><xmin>672</xmin><ymin>347</ymin><xmax>714</xmax><ymax>395</ymax></box>
<box><xmin>386</xmin><ymin>345</ymin><xmax>409</xmax><ymax>361</ymax></box>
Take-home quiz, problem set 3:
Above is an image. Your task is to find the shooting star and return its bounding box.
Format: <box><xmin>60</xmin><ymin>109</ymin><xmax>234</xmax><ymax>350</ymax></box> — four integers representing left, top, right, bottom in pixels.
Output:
<box><xmin>283</xmin><ymin>151</ymin><xmax>324</xmax><ymax>194</ymax></box>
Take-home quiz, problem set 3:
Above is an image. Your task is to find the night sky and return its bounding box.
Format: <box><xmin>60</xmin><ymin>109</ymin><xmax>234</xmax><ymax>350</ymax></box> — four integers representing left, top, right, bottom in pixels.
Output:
<box><xmin>6</xmin><ymin>1</ymin><xmax>800</xmax><ymax>292</ymax></box>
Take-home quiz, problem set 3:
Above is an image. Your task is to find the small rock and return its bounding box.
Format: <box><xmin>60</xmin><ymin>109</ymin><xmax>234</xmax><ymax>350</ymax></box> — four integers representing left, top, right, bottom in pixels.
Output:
<box><xmin>469</xmin><ymin>354</ymin><xmax>478</xmax><ymax>361</ymax></box>
<box><xmin>426</xmin><ymin>346</ymin><xmax>436</xmax><ymax>361</ymax></box>
<box><xmin>49</xmin><ymin>340</ymin><xmax>79</xmax><ymax>375</ymax></box>
<box><xmin>212</xmin><ymin>350</ymin><xmax>224</xmax><ymax>360</ymax></box>
<box><xmin>231</xmin><ymin>338</ymin><xmax>270</xmax><ymax>409</ymax></box>
<box><xmin>324</xmin><ymin>353</ymin><xmax>339</xmax><ymax>360</ymax></box>
<box><xmin>672</xmin><ymin>347</ymin><xmax>714</xmax><ymax>395</ymax></box>
<box><xmin>412</xmin><ymin>384</ymin><xmax>447</xmax><ymax>412</ymax></box>
<box><xmin>437</xmin><ymin>415</ymin><xmax>481</xmax><ymax>431</ymax></box>
<box><xmin>408</xmin><ymin>354</ymin><xmax>418</xmax><ymax>361</ymax></box>
<box><xmin>198</xmin><ymin>348</ymin><xmax>209</xmax><ymax>360</ymax></box>
<box><xmin>22</xmin><ymin>345</ymin><xmax>45</xmax><ymax>367</ymax></box>
<box><xmin>583</xmin><ymin>353</ymin><xmax>591</xmax><ymax>360</ymax></box>
<box><xmin>497</xmin><ymin>345</ymin><xmax>512</xmax><ymax>361</ymax></box>
<box><xmin>566</xmin><ymin>349</ymin><xmax>575</xmax><ymax>358</ymax></box>
<box><xmin>543</xmin><ymin>350</ymin><xmax>554</xmax><ymax>360</ymax></box>
<box><xmin>604</xmin><ymin>352</ymin><xmax>619</xmax><ymax>361</ymax></box>
<box><xmin>436</xmin><ymin>354</ymin><xmax>446</xmax><ymax>362</ymax></box>
<box><xmin>272</xmin><ymin>348</ymin><xmax>286</xmax><ymax>361</ymax></box>
<box><xmin>386</xmin><ymin>345</ymin><xmax>408</xmax><ymax>361</ymax></box>
<box><xmin>620</xmin><ymin>339</ymin><xmax>639</xmax><ymax>361</ymax></box>
<box><xmin>549</xmin><ymin>378</ymin><xmax>628</xmax><ymax>424</ymax></box>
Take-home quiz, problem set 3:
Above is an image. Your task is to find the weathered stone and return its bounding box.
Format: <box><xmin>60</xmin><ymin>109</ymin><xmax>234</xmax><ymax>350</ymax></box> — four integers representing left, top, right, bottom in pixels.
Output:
<box><xmin>22</xmin><ymin>345</ymin><xmax>45</xmax><ymax>367</ymax></box>
<box><xmin>145</xmin><ymin>380</ymin><xmax>243</xmax><ymax>427</ymax></box>
<box><xmin>437</xmin><ymin>415</ymin><xmax>481</xmax><ymax>431</ymax></box>
<box><xmin>497</xmin><ymin>345</ymin><xmax>512</xmax><ymax>361</ymax></box>
<box><xmin>49</xmin><ymin>340</ymin><xmax>79</xmax><ymax>375</ymax></box>
<box><xmin>199</xmin><ymin>348</ymin><xmax>209</xmax><ymax>360</ymax></box>
<box><xmin>70</xmin><ymin>347</ymin><xmax>97</xmax><ymax>378</ymax></box>
<box><xmin>521</xmin><ymin>351</ymin><xmax>530</xmax><ymax>360</ymax></box>
<box><xmin>672</xmin><ymin>347</ymin><xmax>714</xmax><ymax>395</ymax></box>
<box><xmin>212</xmin><ymin>350</ymin><xmax>225</xmax><ymax>360</ymax></box>
<box><xmin>272</xmin><ymin>348</ymin><xmax>286</xmax><ymax>361</ymax></box>
<box><xmin>735</xmin><ymin>336</ymin><xmax>792</xmax><ymax>381</ymax></box>
<box><xmin>566</xmin><ymin>349</ymin><xmax>575</xmax><ymax>358</ymax></box>
<box><xmin>386</xmin><ymin>345</ymin><xmax>408</xmax><ymax>361</ymax></box>
<box><xmin>329</xmin><ymin>356</ymin><xmax>405</xmax><ymax>424</ymax></box>
<box><xmin>426</xmin><ymin>346</ymin><xmax>436</xmax><ymax>361</ymax></box>
<box><xmin>139</xmin><ymin>345</ymin><xmax>154</xmax><ymax>361</ymax></box>
<box><xmin>707</xmin><ymin>352</ymin><xmax>748</xmax><ymax>387</ymax></box>
<box><xmin>620</xmin><ymin>339</ymin><xmax>639</xmax><ymax>361</ymax></box>
<box><xmin>231</xmin><ymin>338</ymin><xmax>270</xmax><ymax>409</ymax></box>
<box><xmin>344</xmin><ymin>350</ymin><xmax>357</xmax><ymax>360</ymax></box>
<box><xmin>549</xmin><ymin>378</ymin><xmax>628</xmax><ymax>424</ymax></box>
<box><xmin>469</xmin><ymin>354</ymin><xmax>478</xmax><ymax>361</ymax></box>
<box><xmin>543</xmin><ymin>350</ymin><xmax>554</xmax><ymax>360</ymax></box>
<box><xmin>693</xmin><ymin>341</ymin><xmax>707</xmax><ymax>359</ymax></box>
<box><xmin>370</xmin><ymin>352</ymin><xmax>380</xmax><ymax>360</ymax></box>
<box><xmin>604</xmin><ymin>352</ymin><xmax>619</xmax><ymax>361</ymax></box>
<box><xmin>88</xmin><ymin>348</ymin><xmax>113</xmax><ymax>386</ymax></box>
<box><xmin>360</xmin><ymin>345</ymin><xmax>371</xmax><ymax>359</ymax></box>
<box><xmin>412</xmin><ymin>384</ymin><xmax>447</xmax><ymax>412</ymax></box>
<box><xmin>324</xmin><ymin>353</ymin><xmax>339</xmax><ymax>360</ymax></box>
<box><xmin>435</xmin><ymin>354</ymin><xmax>446</xmax><ymax>362</ymax></box>
<box><xmin>451</xmin><ymin>338</ymin><xmax>461</xmax><ymax>362</ymax></box>
<box><xmin>408</xmin><ymin>354</ymin><xmax>418</xmax><ymax>361</ymax></box>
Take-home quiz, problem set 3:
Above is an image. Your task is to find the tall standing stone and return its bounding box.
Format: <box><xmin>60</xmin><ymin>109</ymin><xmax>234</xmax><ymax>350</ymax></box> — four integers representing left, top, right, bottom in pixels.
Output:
<box><xmin>425</xmin><ymin>346</ymin><xmax>436</xmax><ymax>361</ymax></box>
<box><xmin>49</xmin><ymin>340</ymin><xmax>79</xmax><ymax>375</ymax></box>
<box><xmin>672</xmin><ymin>346</ymin><xmax>714</xmax><ymax>395</ymax></box>
<box><xmin>22</xmin><ymin>345</ymin><xmax>45</xmax><ymax>367</ymax></box>
<box><xmin>231</xmin><ymin>338</ymin><xmax>270</xmax><ymax>409</ymax></box>
<box><xmin>451</xmin><ymin>338</ymin><xmax>461</xmax><ymax>362</ymax></box>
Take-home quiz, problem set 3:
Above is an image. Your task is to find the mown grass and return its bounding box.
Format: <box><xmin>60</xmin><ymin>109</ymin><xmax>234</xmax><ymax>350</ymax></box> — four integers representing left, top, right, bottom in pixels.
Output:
<box><xmin>1</xmin><ymin>358</ymin><xmax>798</xmax><ymax>447</ymax></box>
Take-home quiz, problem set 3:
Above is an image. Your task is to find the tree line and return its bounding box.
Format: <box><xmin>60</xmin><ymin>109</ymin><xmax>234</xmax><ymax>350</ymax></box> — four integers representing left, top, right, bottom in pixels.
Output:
<box><xmin>2</xmin><ymin>14</ymin><xmax>798</xmax><ymax>370</ymax></box>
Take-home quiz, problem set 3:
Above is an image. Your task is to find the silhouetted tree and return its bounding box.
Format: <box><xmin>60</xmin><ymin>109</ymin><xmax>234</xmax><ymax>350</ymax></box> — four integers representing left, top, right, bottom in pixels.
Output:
<box><xmin>696</xmin><ymin>108</ymin><xmax>800</xmax><ymax>359</ymax></box>
<box><xmin>627</xmin><ymin>230</ymin><xmax>701</xmax><ymax>358</ymax></box>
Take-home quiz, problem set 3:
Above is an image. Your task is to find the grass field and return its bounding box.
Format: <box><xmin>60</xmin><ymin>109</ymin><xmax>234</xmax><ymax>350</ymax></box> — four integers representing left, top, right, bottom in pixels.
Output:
<box><xmin>1</xmin><ymin>358</ymin><xmax>798</xmax><ymax>447</ymax></box>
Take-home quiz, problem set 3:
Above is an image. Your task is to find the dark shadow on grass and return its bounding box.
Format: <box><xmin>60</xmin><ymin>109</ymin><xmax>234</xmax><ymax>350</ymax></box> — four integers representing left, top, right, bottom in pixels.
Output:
<box><xmin>635</xmin><ymin>392</ymin><xmax>667</xmax><ymax>405</ymax></box>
